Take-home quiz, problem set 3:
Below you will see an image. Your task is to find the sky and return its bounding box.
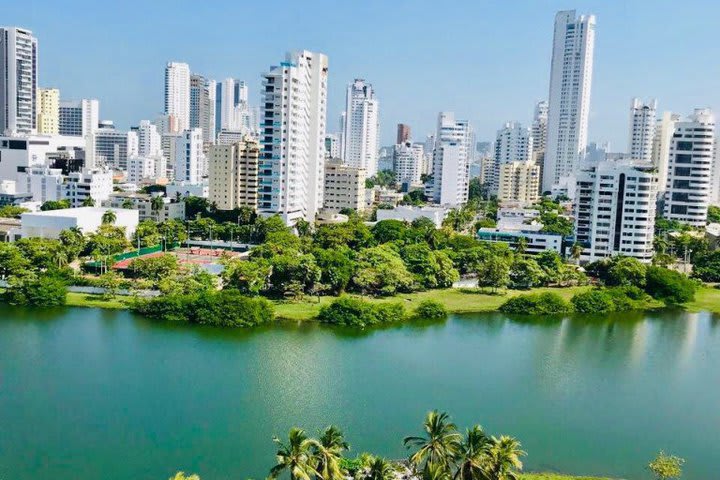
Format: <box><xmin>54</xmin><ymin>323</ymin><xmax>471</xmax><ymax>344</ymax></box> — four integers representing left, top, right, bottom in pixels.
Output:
<box><xmin>6</xmin><ymin>0</ymin><xmax>720</xmax><ymax>149</ymax></box>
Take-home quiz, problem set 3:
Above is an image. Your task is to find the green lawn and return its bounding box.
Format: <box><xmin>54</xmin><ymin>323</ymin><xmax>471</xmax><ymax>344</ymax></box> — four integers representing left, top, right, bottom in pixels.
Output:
<box><xmin>272</xmin><ymin>286</ymin><xmax>593</xmax><ymax>321</ymax></box>
<box><xmin>520</xmin><ymin>474</ymin><xmax>617</xmax><ymax>480</ymax></box>
<box><xmin>65</xmin><ymin>292</ymin><xmax>131</xmax><ymax>309</ymax></box>
<box><xmin>684</xmin><ymin>285</ymin><xmax>720</xmax><ymax>313</ymax></box>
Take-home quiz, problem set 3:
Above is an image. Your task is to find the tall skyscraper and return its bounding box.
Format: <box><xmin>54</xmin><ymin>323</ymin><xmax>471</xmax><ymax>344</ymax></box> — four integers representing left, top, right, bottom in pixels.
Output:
<box><xmin>531</xmin><ymin>101</ymin><xmax>548</xmax><ymax>153</ymax></box>
<box><xmin>190</xmin><ymin>74</ymin><xmax>216</xmax><ymax>143</ymax></box>
<box><xmin>575</xmin><ymin>160</ymin><xmax>657</xmax><ymax>263</ymax></box>
<box><xmin>173</xmin><ymin>128</ymin><xmax>205</xmax><ymax>184</ymax></box>
<box><xmin>216</xmin><ymin>78</ymin><xmax>249</xmax><ymax>132</ymax></box>
<box><xmin>59</xmin><ymin>99</ymin><xmax>99</xmax><ymax>137</ymax></box>
<box><xmin>397</xmin><ymin>123</ymin><xmax>411</xmax><ymax>144</ymax></box>
<box><xmin>628</xmin><ymin>98</ymin><xmax>657</xmax><ymax>162</ymax></box>
<box><xmin>208</xmin><ymin>136</ymin><xmax>259</xmax><ymax>210</ymax></box>
<box><xmin>431</xmin><ymin>112</ymin><xmax>471</xmax><ymax>206</ymax></box>
<box><xmin>258</xmin><ymin>50</ymin><xmax>328</xmax><ymax>224</ymax></box>
<box><xmin>651</xmin><ymin>112</ymin><xmax>680</xmax><ymax>194</ymax></box>
<box><xmin>393</xmin><ymin>141</ymin><xmax>424</xmax><ymax>186</ymax></box>
<box><xmin>663</xmin><ymin>109</ymin><xmax>715</xmax><ymax>227</ymax></box>
<box><xmin>164</xmin><ymin>62</ymin><xmax>190</xmax><ymax>132</ymax></box>
<box><xmin>342</xmin><ymin>79</ymin><xmax>380</xmax><ymax>176</ymax></box>
<box><xmin>37</xmin><ymin>88</ymin><xmax>59</xmax><ymax>134</ymax></box>
<box><xmin>493</xmin><ymin>122</ymin><xmax>533</xmax><ymax>194</ymax></box>
<box><xmin>132</xmin><ymin>120</ymin><xmax>163</xmax><ymax>158</ymax></box>
<box><xmin>543</xmin><ymin>10</ymin><xmax>596</xmax><ymax>193</ymax></box>
<box><xmin>0</xmin><ymin>27</ymin><xmax>38</xmax><ymax>135</ymax></box>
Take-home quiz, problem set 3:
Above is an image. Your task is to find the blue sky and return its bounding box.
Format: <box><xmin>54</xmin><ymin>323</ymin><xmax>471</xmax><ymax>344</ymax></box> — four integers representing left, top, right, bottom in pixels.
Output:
<box><xmin>6</xmin><ymin>0</ymin><xmax>720</xmax><ymax>149</ymax></box>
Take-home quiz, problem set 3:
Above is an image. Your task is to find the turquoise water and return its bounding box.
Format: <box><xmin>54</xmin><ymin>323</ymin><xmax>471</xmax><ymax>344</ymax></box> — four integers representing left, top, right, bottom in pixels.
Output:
<box><xmin>0</xmin><ymin>306</ymin><xmax>718</xmax><ymax>479</ymax></box>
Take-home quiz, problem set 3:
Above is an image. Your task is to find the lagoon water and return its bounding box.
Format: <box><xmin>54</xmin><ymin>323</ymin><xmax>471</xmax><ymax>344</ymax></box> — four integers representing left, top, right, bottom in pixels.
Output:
<box><xmin>0</xmin><ymin>305</ymin><xmax>718</xmax><ymax>479</ymax></box>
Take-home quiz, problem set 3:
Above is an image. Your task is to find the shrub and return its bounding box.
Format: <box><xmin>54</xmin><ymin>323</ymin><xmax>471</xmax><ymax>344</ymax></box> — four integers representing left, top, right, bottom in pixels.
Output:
<box><xmin>318</xmin><ymin>296</ymin><xmax>406</xmax><ymax>327</ymax></box>
<box><xmin>571</xmin><ymin>289</ymin><xmax>616</xmax><ymax>314</ymax></box>
<box><xmin>645</xmin><ymin>266</ymin><xmax>696</xmax><ymax>304</ymax></box>
<box><xmin>132</xmin><ymin>290</ymin><xmax>274</xmax><ymax>327</ymax></box>
<box><xmin>606</xmin><ymin>257</ymin><xmax>647</xmax><ymax>287</ymax></box>
<box><xmin>499</xmin><ymin>292</ymin><xmax>571</xmax><ymax>315</ymax></box>
<box><xmin>414</xmin><ymin>299</ymin><xmax>448</xmax><ymax>320</ymax></box>
<box><xmin>5</xmin><ymin>275</ymin><xmax>67</xmax><ymax>307</ymax></box>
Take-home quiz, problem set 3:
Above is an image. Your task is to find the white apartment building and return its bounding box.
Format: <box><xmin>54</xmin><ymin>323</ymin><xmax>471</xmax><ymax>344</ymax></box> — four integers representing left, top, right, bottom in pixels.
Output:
<box><xmin>497</xmin><ymin>160</ymin><xmax>540</xmax><ymax>206</ymax></box>
<box><xmin>393</xmin><ymin>141</ymin><xmax>424</xmax><ymax>186</ymax></box>
<box><xmin>0</xmin><ymin>27</ymin><xmax>38</xmax><ymax>135</ymax></box>
<box><xmin>0</xmin><ymin>134</ymin><xmax>85</xmax><ymax>182</ymax></box>
<box><xmin>127</xmin><ymin>155</ymin><xmax>167</xmax><ymax>184</ymax></box>
<box><xmin>208</xmin><ymin>137</ymin><xmax>259</xmax><ymax>210</ymax></box>
<box><xmin>258</xmin><ymin>50</ymin><xmax>328</xmax><ymax>224</ymax></box>
<box><xmin>663</xmin><ymin>109</ymin><xmax>715</xmax><ymax>226</ymax></box>
<box><xmin>59</xmin><ymin>98</ymin><xmax>99</xmax><ymax>137</ymax></box>
<box><xmin>217</xmin><ymin>78</ymin><xmax>249</xmax><ymax>132</ymax></box>
<box><xmin>93</xmin><ymin>121</ymin><xmax>133</xmax><ymax>170</ymax></box>
<box><xmin>531</xmin><ymin>101</ymin><xmax>548</xmax><ymax>153</ymax></box>
<box><xmin>164</xmin><ymin>62</ymin><xmax>191</xmax><ymax>132</ymax></box>
<box><xmin>544</xmin><ymin>10</ymin><xmax>596</xmax><ymax>193</ymax></box>
<box><xmin>430</xmin><ymin>112</ymin><xmax>471</xmax><ymax>207</ymax></box>
<box><xmin>173</xmin><ymin>128</ymin><xmax>205</xmax><ymax>184</ymax></box>
<box><xmin>22</xmin><ymin>207</ymin><xmax>138</xmax><ymax>240</ymax></box>
<box><xmin>190</xmin><ymin>74</ymin><xmax>216</xmax><ymax>144</ymax></box>
<box><xmin>64</xmin><ymin>168</ymin><xmax>113</xmax><ymax>207</ymax></box>
<box><xmin>493</xmin><ymin>122</ymin><xmax>533</xmax><ymax>193</ymax></box>
<box><xmin>575</xmin><ymin>160</ymin><xmax>657</xmax><ymax>263</ymax></box>
<box><xmin>216</xmin><ymin>129</ymin><xmax>246</xmax><ymax>145</ymax></box>
<box><xmin>323</xmin><ymin>159</ymin><xmax>366</xmax><ymax>212</ymax></box>
<box><xmin>103</xmin><ymin>193</ymin><xmax>185</xmax><ymax>222</ymax></box>
<box><xmin>133</xmin><ymin>120</ymin><xmax>163</xmax><ymax>158</ymax></box>
<box><xmin>324</xmin><ymin>133</ymin><xmax>340</xmax><ymax>159</ymax></box>
<box><xmin>651</xmin><ymin>112</ymin><xmax>680</xmax><ymax>195</ymax></box>
<box><xmin>628</xmin><ymin>98</ymin><xmax>657</xmax><ymax>163</ymax></box>
<box><xmin>37</xmin><ymin>88</ymin><xmax>59</xmax><ymax>134</ymax></box>
<box><xmin>342</xmin><ymin>79</ymin><xmax>379</xmax><ymax>176</ymax></box>
<box><xmin>166</xmin><ymin>180</ymin><xmax>208</xmax><ymax>199</ymax></box>
<box><xmin>17</xmin><ymin>166</ymin><xmax>64</xmax><ymax>202</ymax></box>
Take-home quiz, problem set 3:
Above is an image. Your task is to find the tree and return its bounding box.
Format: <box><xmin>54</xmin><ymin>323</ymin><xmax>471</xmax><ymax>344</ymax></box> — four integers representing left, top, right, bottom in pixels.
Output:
<box><xmin>353</xmin><ymin>245</ymin><xmax>415</xmax><ymax>295</ymax></box>
<box><xmin>169</xmin><ymin>472</ymin><xmax>200</xmax><ymax>480</ymax></box>
<box><xmin>372</xmin><ymin>220</ymin><xmax>408</xmax><ymax>244</ymax></box>
<box><xmin>481</xmin><ymin>436</ymin><xmax>525</xmax><ymax>480</ymax></box>
<box><xmin>98</xmin><ymin>270</ymin><xmax>123</xmax><ymax>300</ymax></box>
<box><xmin>151</xmin><ymin>195</ymin><xmax>165</xmax><ymax>222</ymax></box>
<box><xmin>5</xmin><ymin>274</ymin><xmax>66</xmax><ymax>307</ymax></box>
<box><xmin>514</xmin><ymin>237</ymin><xmax>528</xmax><ymax>255</ymax></box>
<box><xmin>606</xmin><ymin>256</ymin><xmax>647</xmax><ymax>287</ymax></box>
<box><xmin>645</xmin><ymin>266</ymin><xmax>696</xmax><ymax>304</ymax></box>
<box><xmin>707</xmin><ymin>205</ymin><xmax>720</xmax><ymax>223</ymax></box>
<box><xmin>134</xmin><ymin>220</ymin><xmax>162</xmax><ymax>247</ymax></box>
<box><xmin>359</xmin><ymin>457</ymin><xmax>396</xmax><ymax>480</ymax></box>
<box><xmin>508</xmin><ymin>258</ymin><xmax>544</xmax><ymax>290</ymax></box>
<box><xmin>570</xmin><ymin>243</ymin><xmax>583</xmax><ymax>265</ymax></box>
<box><xmin>270</xmin><ymin>428</ymin><xmax>317</xmax><ymax>480</ymax></box>
<box><xmin>455</xmin><ymin>425</ymin><xmax>491</xmax><ymax>480</ymax></box>
<box><xmin>468</xmin><ymin>177</ymin><xmax>487</xmax><ymax>201</ymax></box>
<box><xmin>222</xmin><ymin>259</ymin><xmax>271</xmax><ymax>295</ymax></box>
<box><xmin>313</xmin><ymin>248</ymin><xmax>354</xmax><ymax>294</ymax></box>
<box><xmin>81</xmin><ymin>196</ymin><xmax>95</xmax><ymax>207</ymax></box>
<box><xmin>648</xmin><ymin>451</ymin><xmax>684</xmax><ymax>480</ymax></box>
<box><xmin>84</xmin><ymin>224</ymin><xmax>130</xmax><ymax>258</ymax></box>
<box><xmin>59</xmin><ymin>227</ymin><xmax>85</xmax><ymax>262</ymax></box>
<box><xmin>0</xmin><ymin>205</ymin><xmax>28</xmax><ymax>218</ymax></box>
<box><xmin>692</xmin><ymin>250</ymin><xmax>720</xmax><ymax>282</ymax></box>
<box><xmin>121</xmin><ymin>199</ymin><xmax>134</xmax><ymax>209</ymax></box>
<box><xmin>130</xmin><ymin>254</ymin><xmax>179</xmax><ymax>282</ymax></box>
<box><xmin>268</xmin><ymin>253</ymin><xmax>322</xmax><ymax>298</ymax></box>
<box><xmin>475</xmin><ymin>256</ymin><xmax>510</xmax><ymax>293</ymax></box>
<box><xmin>102</xmin><ymin>209</ymin><xmax>117</xmax><ymax>225</ymax></box>
<box><xmin>403</xmin><ymin>410</ymin><xmax>461</xmax><ymax>473</ymax></box>
<box><xmin>312</xmin><ymin>426</ymin><xmax>349</xmax><ymax>480</ymax></box>
<box><xmin>0</xmin><ymin>243</ymin><xmax>31</xmax><ymax>279</ymax></box>
<box><xmin>443</xmin><ymin>208</ymin><xmax>475</xmax><ymax>233</ymax></box>
<box><xmin>40</xmin><ymin>199</ymin><xmax>71</xmax><ymax>211</ymax></box>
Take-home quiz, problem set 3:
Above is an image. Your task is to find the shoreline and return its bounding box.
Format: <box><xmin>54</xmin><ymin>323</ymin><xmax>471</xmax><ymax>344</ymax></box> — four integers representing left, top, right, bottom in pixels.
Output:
<box><xmin>56</xmin><ymin>284</ymin><xmax>720</xmax><ymax>320</ymax></box>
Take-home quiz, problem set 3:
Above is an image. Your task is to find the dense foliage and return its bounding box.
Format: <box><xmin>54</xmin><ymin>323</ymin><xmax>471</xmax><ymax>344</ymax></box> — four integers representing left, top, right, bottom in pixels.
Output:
<box><xmin>645</xmin><ymin>266</ymin><xmax>697</xmax><ymax>304</ymax></box>
<box><xmin>132</xmin><ymin>290</ymin><xmax>274</xmax><ymax>327</ymax></box>
<box><xmin>413</xmin><ymin>299</ymin><xmax>448</xmax><ymax>320</ymax></box>
<box><xmin>499</xmin><ymin>292</ymin><xmax>571</xmax><ymax>315</ymax></box>
<box><xmin>317</xmin><ymin>296</ymin><xmax>406</xmax><ymax>327</ymax></box>
<box><xmin>4</xmin><ymin>275</ymin><xmax>66</xmax><ymax>307</ymax></box>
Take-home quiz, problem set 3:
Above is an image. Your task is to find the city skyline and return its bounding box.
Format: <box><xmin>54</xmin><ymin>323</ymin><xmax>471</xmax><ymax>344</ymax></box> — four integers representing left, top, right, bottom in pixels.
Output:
<box><xmin>6</xmin><ymin>0</ymin><xmax>720</xmax><ymax>149</ymax></box>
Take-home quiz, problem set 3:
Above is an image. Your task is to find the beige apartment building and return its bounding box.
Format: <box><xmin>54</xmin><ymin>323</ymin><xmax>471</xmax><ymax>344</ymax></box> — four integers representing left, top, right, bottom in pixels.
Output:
<box><xmin>208</xmin><ymin>136</ymin><xmax>259</xmax><ymax>210</ymax></box>
<box><xmin>324</xmin><ymin>159</ymin><xmax>366</xmax><ymax>212</ymax></box>
<box><xmin>37</xmin><ymin>88</ymin><xmax>59</xmax><ymax>134</ymax></box>
<box><xmin>497</xmin><ymin>160</ymin><xmax>540</xmax><ymax>205</ymax></box>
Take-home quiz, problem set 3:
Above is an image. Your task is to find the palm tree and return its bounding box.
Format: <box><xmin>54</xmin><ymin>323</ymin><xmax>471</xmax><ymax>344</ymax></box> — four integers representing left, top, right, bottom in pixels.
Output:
<box><xmin>480</xmin><ymin>436</ymin><xmax>525</xmax><ymax>480</ymax></box>
<box><xmin>82</xmin><ymin>196</ymin><xmax>95</xmax><ymax>207</ymax></box>
<box><xmin>404</xmin><ymin>410</ymin><xmax>461</xmax><ymax>472</ymax></box>
<box><xmin>361</xmin><ymin>457</ymin><xmax>396</xmax><ymax>480</ymax></box>
<box><xmin>102</xmin><ymin>209</ymin><xmax>117</xmax><ymax>225</ymax></box>
<box><xmin>151</xmin><ymin>195</ymin><xmax>165</xmax><ymax>222</ymax></box>
<box><xmin>570</xmin><ymin>242</ymin><xmax>583</xmax><ymax>266</ymax></box>
<box><xmin>454</xmin><ymin>425</ymin><xmax>490</xmax><ymax>480</ymax></box>
<box><xmin>311</xmin><ymin>425</ymin><xmax>349</xmax><ymax>480</ymax></box>
<box><xmin>270</xmin><ymin>428</ymin><xmax>318</xmax><ymax>480</ymax></box>
<box><xmin>122</xmin><ymin>199</ymin><xmax>134</xmax><ymax>209</ymax></box>
<box><xmin>169</xmin><ymin>472</ymin><xmax>200</xmax><ymax>480</ymax></box>
<box><xmin>424</xmin><ymin>461</ymin><xmax>453</xmax><ymax>480</ymax></box>
<box><xmin>515</xmin><ymin>237</ymin><xmax>528</xmax><ymax>255</ymax></box>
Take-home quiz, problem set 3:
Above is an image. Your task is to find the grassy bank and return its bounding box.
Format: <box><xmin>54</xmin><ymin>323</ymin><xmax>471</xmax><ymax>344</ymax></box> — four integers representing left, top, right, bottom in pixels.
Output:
<box><xmin>65</xmin><ymin>292</ymin><xmax>131</xmax><ymax>309</ymax></box>
<box><xmin>520</xmin><ymin>474</ymin><xmax>617</xmax><ymax>480</ymax></box>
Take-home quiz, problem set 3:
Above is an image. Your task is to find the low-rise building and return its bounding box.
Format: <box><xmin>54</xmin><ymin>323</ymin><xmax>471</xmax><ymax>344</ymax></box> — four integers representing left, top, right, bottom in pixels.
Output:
<box><xmin>64</xmin><ymin>168</ymin><xmax>113</xmax><ymax>207</ymax></box>
<box><xmin>0</xmin><ymin>218</ymin><xmax>22</xmax><ymax>242</ymax></box>
<box><xmin>324</xmin><ymin>159</ymin><xmax>366</xmax><ymax>212</ymax></box>
<box><xmin>477</xmin><ymin>219</ymin><xmax>562</xmax><ymax>254</ymax></box>
<box><xmin>103</xmin><ymin>193</ymin><xmax>185</xmax><ymax>222</ymax></box>
<box><xmin>21</xmin><ymin>207</ymin><xmax>139</xmax><ymax>239</ymax></box>
<box><xmin>376</xmin><ymin>205</ymin><xmax>449</xmax><ymax>228</ymax></box>
<box><xmin>166</xmin><ymin>181</ymin><xmax>208</xmax><ymax>199</ymax></box>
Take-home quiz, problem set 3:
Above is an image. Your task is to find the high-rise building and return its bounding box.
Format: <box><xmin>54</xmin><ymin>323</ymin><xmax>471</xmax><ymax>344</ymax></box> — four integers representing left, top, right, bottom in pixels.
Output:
<box><xmin>93</xmin><ymin>121</ymin><xmax>133</xmax><ymax>170</ymax></box>
<box><xmin>397</xmin><ymin>123</ymin><xmax>411</xmax><ymax>144</ymax></box>
<box><xmin>58</xmin><ymin>99</ymin><xmax>99</xmax><ymax>137</ymax></box>
<box><xmin>342</xmin><ymin>79</ymin><xmax>379</xmax><ymax>176</ymax></box>
<box><xmin>216</xmin><ymin>78</ymin><xmax>249</xmax><ymax>132</ymax></box>
<box><xmin>575</xmin><ymin>160</ymin><xmax>657</xmax><ymax>263</ymax></box>
<box><xmin>173</xmin><ymin>128</ymin><xmax>205</xmax><ymax>184</ymax></box>
<box><xmin>258</xmin><ymin>50</ymin><xmax>328</xmax><ymax>224</ymax></box>
<box><xmin>497</xmin><ymin>160</ymin><xmax>541</xmax><ymax>205</ymax></box>
<box><xmin>544</xmin><ymin>10</ymin><xmax>596</xmax><ymax>193</ymax></box>
<box><xmin>190</xmin><ymin>74</ymin><xmax>216</xmax><ymax>144</ymax></box>
<box><xmin>323</xmin><ymin>159</ymin><xmax>366</xmax><ymax>212</ymax></box>
<box><xmin>164</xmin><ymin>62</ymin><xmax>191</xmax><ymax>132</ymax></box>
<box><xmin>127</xmin><ymin>155</ymin><xmax>167</xmax><ymax>184</ymax></box>
<box><xmin>208</xmin><ymin>136</ymin><xmax>259</xmax><ymax>210</ymax></box>
<box><xmin>324</xmin><ymin>133</ymin><xmax>340</xmax><ymax>159</ymax></box>
<box><xmin>36</xmin><ymin>88</ymin><xmax>59</xmax><ymax>134</ymax></box>
<box><xmin>628</xmin><ymin>98</ymin><xmax>657</xmax><ymax>162</ymax></box>
<box><xmin>493</xmin><ymin>122</ymin><xmax>533</xmax><ymax>194</ymax></box>
<box><xmin>393</xmin><ymin>141</ymin><xmax>424</xmax><ymax>186</ymax></box>
<box><xmin>0</xmin><ymin>27</ymin><xmax>38</xmax><ymax>135</ymax></box>
<box><xmin>132</xmin><ymin>120</ymin><xmax>162</xmax><ymax>158</ymax></box>
<box><xmin>651</xmin><ymin>112</ymin><xmax>680</xmax><ymax>195</ymax></box>
<box><xmin>531</xmin><ymin>101</ymin><xmax>548</xmax><ymax>153</ymax></box>
<box><xmin>663</xmin><ymin>109</ymin><xmax>715</xmax><ymax>226</ymax></box>
<box><xmin>430</xmin><ymin>112</ymin><xmax>471</xmax><ymax>206</ymax></box>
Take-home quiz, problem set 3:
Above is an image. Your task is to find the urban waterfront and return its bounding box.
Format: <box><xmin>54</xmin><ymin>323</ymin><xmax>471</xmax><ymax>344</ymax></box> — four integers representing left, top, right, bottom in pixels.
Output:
<box><xmin>0</xmin><ymin>305</ymin><xmax>718</xmax><ymax>479</ymax></box>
